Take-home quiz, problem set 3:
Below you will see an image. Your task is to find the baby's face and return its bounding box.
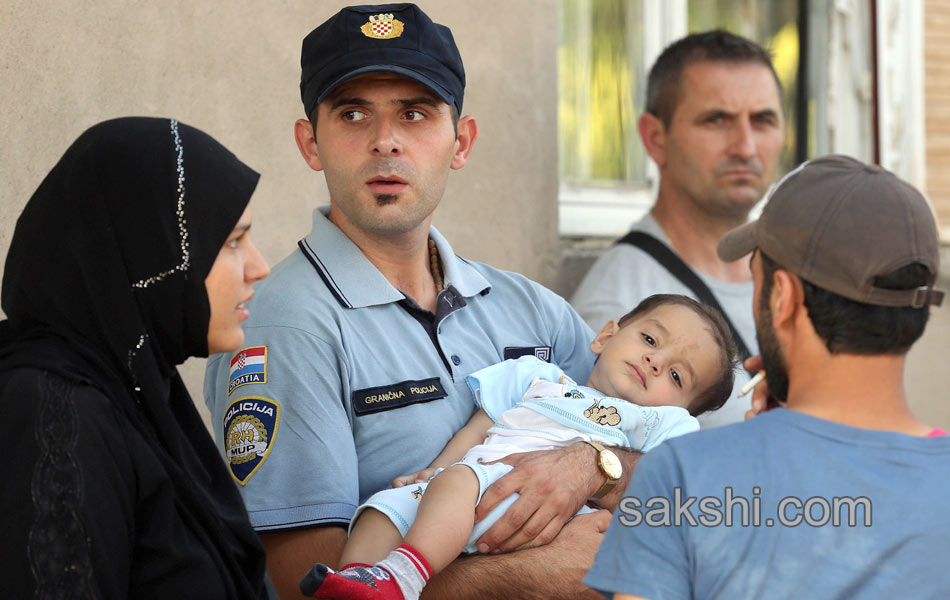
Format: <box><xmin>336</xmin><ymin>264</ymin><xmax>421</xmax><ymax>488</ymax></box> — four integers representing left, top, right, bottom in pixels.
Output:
<box><xmin>586</xmin><ymin>304</ymin><xmax>720</xmax><ymax>410</ymax></box>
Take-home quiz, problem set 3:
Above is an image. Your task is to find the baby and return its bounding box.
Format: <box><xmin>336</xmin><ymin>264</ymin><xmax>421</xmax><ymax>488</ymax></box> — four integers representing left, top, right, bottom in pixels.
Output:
<box><xmin>302</xmin><ymin>294</ymin><xmax>739</xmax><ymax>600</ymax></box>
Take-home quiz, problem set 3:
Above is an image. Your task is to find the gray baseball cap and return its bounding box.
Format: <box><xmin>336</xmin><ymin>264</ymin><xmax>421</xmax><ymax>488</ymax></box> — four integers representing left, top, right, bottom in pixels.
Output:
<box><xmin>718</xmin><ymin>154</ymin><xmax>944</xmax><ymax>308</ymax></box>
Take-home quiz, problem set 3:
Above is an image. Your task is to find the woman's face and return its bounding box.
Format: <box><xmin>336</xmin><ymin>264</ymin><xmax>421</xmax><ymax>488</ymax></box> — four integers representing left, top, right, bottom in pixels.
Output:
<box><xmin>205</xmin><ymin>206</ymin><xmax>270</xmax><ymax>354</ymax></box>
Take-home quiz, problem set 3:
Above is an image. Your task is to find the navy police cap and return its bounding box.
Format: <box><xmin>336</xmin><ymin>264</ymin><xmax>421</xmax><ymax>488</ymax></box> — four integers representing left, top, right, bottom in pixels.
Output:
<box><xmin>300</xmin><ymin>3</ymin><xmax>466</xmax><ymax>119</ymax></box>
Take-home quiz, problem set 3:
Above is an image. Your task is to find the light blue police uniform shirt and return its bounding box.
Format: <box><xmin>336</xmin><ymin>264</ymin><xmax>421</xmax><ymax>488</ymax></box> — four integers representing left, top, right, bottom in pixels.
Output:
<box><xmin>585</xmin><ymin>408</ymin><xmax>950</xmax><ymax>599</ymax></box>
<box><xmin>204</xmin><ymin>207</ymin><xmax>596</xmax><ymax>531</ymax></box>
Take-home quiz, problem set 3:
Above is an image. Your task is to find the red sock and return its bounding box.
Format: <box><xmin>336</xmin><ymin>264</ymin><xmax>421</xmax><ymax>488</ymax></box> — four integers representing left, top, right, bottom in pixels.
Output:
<box><xmin>300</xmin><ymin>544</ymin><xmax>432</xmax><ymax>600</ymax></box>
<box><xmin>378</xmin><ymin>544</ymin><xmax>432</xmax><ymax>599</ymax></box>
<box><xmin>300</xmin><ymin>561</ymin><xmax>404</xmax><ymax>599</ymax></box>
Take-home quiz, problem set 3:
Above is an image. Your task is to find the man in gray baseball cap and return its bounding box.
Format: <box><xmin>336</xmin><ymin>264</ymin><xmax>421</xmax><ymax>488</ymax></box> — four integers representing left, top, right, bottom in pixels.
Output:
<box><xmin>585</xmin><ymin>155</ymin><xmax>950</xmax><ymax>598</ymax></box>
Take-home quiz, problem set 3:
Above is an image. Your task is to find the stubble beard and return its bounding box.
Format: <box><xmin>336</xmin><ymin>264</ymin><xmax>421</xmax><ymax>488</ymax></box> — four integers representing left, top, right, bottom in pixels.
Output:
<box><xmin>756</xmin><ymin>294</ymin><xmax>790</xmax><ymax>403</ymax></box>
<box><xmin>708</xmin><ymin>157</ymin><xmax>768</xmax><ymax>220</ymax></box>
<box><xmin>328</xmin><ymin>160</ymin><xmax>427</xmax><ymax>235</ymax></box>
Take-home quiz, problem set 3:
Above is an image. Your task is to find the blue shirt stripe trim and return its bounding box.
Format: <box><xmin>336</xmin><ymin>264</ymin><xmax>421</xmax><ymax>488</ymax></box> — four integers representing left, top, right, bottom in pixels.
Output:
<box><xmin>249</xmin><ymin>501</ymin><xmax>356</xmax><ymax>531</ymax></box>
<box><xmin>298</xmin><ymin>238</ymin><xmax>352</xmax><ymax>308</ymax></box>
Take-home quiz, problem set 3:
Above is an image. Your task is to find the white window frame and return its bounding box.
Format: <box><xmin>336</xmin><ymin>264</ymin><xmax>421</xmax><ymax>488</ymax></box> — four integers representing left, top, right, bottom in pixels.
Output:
<box><xmin>875</xmin><ymin>0</ymin><xmax>925</xmax><ymax>191</ymax></box>
<box><xmin>559</xmin><ymin>0</ymin><xmax>927</xmax><ymax>238</ymax></box>
<box><xmin>558</xmin><ymin>0</ymin><xmax>687</xmax><ymax>237</ymax></box>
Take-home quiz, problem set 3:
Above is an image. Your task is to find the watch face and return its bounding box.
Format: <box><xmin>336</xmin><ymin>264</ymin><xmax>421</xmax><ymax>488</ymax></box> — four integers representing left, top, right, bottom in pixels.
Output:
<box><xmin>600</xmin><ymin>450</ymin><xmax>622</xmax><ymax>480</ymax></box>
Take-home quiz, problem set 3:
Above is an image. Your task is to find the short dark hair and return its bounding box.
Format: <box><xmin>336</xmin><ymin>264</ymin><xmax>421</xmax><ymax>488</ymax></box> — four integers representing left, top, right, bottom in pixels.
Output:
<box><xmin>618</xmin><ymin>294</ymin><xmax>738</xmax><ymax>416</ymax></box>
<box><xmin>758</xmin><ymin>252</ymin><xmax>932</xmax><ymax>355</ymax></box>
<box><xmin>646</xmin><ymin>29</ymin><xmax>782</xmax><ymax>127</ymax></box>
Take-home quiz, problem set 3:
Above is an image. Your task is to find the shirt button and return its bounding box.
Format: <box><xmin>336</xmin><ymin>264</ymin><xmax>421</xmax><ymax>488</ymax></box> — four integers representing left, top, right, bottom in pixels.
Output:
<box><xmin>451</xmin><ymin>355</ymin><xmax>461</xmax><ymax>365</ymax></box>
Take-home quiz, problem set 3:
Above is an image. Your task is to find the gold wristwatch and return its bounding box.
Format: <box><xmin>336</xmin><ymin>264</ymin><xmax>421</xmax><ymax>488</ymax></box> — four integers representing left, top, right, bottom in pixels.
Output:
<box><xmin>582</xmin><ymin>440</ymin><xmax>622</xmax><ymax>500</ymax></box>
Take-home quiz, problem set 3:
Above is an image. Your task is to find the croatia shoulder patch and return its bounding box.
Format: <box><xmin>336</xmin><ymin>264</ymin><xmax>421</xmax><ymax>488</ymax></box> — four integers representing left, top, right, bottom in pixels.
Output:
<box><xmin>228</xmin><ymin>345</ymin><xmax>267</xmax><ymax>395</ymax></box>
<box><xmin>223</xmin><ymin>396</ymin><xmax>280</xmax><ymax>485</ymax></box>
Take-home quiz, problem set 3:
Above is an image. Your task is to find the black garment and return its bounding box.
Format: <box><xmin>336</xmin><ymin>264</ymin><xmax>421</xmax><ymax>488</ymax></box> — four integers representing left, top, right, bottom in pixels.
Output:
<box><xmin>0</xmin><ymin>118</ymin><xmax>267</xmax><ymax>598</ymax></box>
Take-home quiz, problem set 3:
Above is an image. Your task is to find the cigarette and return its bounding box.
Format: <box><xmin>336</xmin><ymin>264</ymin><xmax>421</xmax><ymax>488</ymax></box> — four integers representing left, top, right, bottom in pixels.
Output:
<box><xmin>739</xmin><ymin>370</ymin><xmax>766</xmax><ymax>397</ymax></box>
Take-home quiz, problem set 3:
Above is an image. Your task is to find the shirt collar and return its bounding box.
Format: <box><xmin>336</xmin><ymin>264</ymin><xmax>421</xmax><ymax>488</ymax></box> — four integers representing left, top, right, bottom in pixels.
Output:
<box><xmin>301</xmin><ymin>206</ymin><xmax>491</xmax><ymax>309</ymax></box>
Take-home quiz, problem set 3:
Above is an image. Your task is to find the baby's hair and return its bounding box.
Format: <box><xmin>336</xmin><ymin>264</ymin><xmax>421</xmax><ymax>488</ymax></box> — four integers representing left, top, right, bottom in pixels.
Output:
<box><xmin>617</xmin><ymin>294</ymin><xmax>739</xmax><ymax>416</ymax></box>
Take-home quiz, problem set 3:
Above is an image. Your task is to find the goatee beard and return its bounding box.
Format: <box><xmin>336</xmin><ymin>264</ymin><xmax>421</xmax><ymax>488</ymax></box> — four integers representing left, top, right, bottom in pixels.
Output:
<box><xmin>374</xmin><ymin>194</ymin><xmax>399</xmax><ymax>205</ymax></box>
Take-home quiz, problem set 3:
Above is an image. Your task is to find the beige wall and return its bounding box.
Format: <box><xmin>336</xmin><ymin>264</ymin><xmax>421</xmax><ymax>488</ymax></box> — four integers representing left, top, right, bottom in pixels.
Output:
<box><xmin>3</xmin><ymin>1</ymin><xmax>948</xmax><ymax>430</ymax></box>
<box><xmin>1</xmin><ymin>1</ymin><xmax>561</xmax><ymax>282</ymax></box>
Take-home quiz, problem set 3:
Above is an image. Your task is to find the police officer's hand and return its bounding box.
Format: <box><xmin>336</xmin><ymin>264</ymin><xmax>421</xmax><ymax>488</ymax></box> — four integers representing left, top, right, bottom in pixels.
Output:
<box><xmin>472</xmin><ymin>444</ymin><xmax>600</xmax><ymax>553</ymax></box>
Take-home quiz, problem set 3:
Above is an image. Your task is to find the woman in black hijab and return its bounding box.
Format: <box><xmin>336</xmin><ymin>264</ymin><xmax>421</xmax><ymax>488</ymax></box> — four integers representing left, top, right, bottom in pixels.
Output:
<box><xmin>0</xmin><ymin>117</ymin><xmax>271</xmax><ymax>598</ymax></box>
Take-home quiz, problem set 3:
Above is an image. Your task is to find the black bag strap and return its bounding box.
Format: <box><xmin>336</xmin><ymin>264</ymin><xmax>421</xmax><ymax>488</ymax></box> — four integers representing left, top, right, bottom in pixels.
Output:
<box><xmin>616</xmin><ymin>230</ymin><xmax>753</xmax><ymax>363</ymax></box>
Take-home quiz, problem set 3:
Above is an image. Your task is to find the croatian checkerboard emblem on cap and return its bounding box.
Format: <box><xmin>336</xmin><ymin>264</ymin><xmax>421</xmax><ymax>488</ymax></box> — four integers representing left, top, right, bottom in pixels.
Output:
<box><xmin>228</xmin><ymin>345</ymin><xmax>267</xmax><ymax>395</ymax></box>
<box><xmin>361</xmin><ymin>13</ymin><xmax>404</xmax><ymax>39</ymax></box>
<box><xmin>223</xmin><ymin>396</ymin><xmax>280</xmax><ymax>485</ymax></box>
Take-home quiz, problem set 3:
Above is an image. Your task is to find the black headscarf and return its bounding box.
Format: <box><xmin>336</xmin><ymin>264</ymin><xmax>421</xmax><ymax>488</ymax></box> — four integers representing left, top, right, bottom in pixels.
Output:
<box><xmin>1</xmin><ymin>117</ymin><xmax>266</xmax><ymax>597</ymax></box>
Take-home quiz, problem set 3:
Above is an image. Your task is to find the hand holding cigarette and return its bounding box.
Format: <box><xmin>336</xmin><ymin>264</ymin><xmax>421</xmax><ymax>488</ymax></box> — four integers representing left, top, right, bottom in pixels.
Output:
<box><xmin>739</xmin><ymin>370</ymin><xmax>766</xmax><ymax>397</ymax></box>
<box><xmin>741</xmin><ymin>357</ymin><xmax>779</xmax><ymax>420</ymax></box>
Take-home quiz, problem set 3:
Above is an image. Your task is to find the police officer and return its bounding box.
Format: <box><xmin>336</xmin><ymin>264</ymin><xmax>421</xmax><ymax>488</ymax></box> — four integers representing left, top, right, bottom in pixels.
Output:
<box><xmin>205</xmin><ymin>4</ymin><xmax>632</xmax><ymax>598</ymax></box>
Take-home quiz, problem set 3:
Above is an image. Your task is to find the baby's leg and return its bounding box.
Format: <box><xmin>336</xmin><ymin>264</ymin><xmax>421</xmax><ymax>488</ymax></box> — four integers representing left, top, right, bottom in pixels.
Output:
<box><xmin>341</xmin><ymin>508</ymin><xmax>405</xmax><ymax>566</ymax></box>
<box><xmin>302</xmin><ymin>467</ymin><xmax>479</xmax><ymax>599</ymax></box>
<box><xmin>404</xmin><ymin>463</ymin><xmax>481</xmax><ymax>573</ymax></box>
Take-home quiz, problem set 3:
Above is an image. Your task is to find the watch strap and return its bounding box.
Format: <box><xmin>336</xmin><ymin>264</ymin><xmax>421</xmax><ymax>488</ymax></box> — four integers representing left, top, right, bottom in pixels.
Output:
<box><xmin>582</xmin><ymin>440</ymin><xmax>619</xmax><ymax>500</ymax></box>
<box><xmin>582</xmin><ymin>439</ymin><xmax>606</xmax><ymax>453</ymax></box>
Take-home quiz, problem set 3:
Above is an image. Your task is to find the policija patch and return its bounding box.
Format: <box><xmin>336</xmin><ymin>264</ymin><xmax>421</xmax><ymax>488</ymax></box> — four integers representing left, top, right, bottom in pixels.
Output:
<box><xmin>223</xmin><ymin>396</ymin><xmax>280</xmax><ymax>485</ymax></box>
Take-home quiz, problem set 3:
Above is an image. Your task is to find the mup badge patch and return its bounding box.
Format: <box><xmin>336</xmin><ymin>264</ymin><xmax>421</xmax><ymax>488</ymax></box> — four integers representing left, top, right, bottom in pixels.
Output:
<box><xmin>229</xmin><ymin>345</ymin><xmax>267</xmax><ymax>395</ymax></box>
<box><xmin>223</xmin><ymin>396</ymin><xmax>280</xmax><ymax>485</ymax></box>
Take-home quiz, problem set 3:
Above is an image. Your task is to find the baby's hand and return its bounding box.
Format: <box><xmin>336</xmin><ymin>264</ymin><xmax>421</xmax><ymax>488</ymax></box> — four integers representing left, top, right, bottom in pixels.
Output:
<box><xmin>392</xmin><ymin>468</ymin><xmax>437</xmax><ymax>488</ymax></box>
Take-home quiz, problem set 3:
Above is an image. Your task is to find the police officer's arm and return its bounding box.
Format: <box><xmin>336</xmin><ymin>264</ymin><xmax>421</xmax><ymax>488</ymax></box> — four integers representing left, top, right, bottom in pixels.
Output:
<box><xmin>423</xmin><ymin>509</ymin><xmax>611</xmax><ymax>600</ymax></box>
<box><xmin>260</xmin><ymin>526</ymin><xmax>347</xmax><ymax>599</ymax></box>
<box><xmin>260</xmin><ymin>502</ymin><xmax>609</xmax><ymax>600</ymax></box>
<box><xmin>205</xmin><ymin>328</ymin><xmax>360</xmax><ymax>600</ymax></box>
<box><xmin>474</xmin><ymin>442</ymin><xmax>642</xmax><ymax>553</ymax></box>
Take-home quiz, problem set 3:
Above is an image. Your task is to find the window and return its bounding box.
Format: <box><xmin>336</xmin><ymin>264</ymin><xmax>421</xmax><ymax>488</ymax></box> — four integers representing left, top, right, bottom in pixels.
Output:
<box><xmin>558</xmin><ymin>0</ymin><xmax>801</xmax><ymax>236</ymax></box>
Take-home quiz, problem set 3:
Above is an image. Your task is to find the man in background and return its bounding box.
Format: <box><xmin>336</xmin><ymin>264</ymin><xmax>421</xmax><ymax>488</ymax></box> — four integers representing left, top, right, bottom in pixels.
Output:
<box><xmin>571</xmin><ymin>30</ymin><xmax>785</xmax><ymax>426</ymax></box>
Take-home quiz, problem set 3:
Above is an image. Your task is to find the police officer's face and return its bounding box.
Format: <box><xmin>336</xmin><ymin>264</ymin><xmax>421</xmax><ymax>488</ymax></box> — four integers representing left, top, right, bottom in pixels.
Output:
<box><xmin>660</xmin><ymin>62</ymin><xmax>784</xmax><ymax>218</ymax></box>
<box><xmin>313</xmin><ymin>73</ymin><xmax>472</xmax><ymax>238</ymax></box>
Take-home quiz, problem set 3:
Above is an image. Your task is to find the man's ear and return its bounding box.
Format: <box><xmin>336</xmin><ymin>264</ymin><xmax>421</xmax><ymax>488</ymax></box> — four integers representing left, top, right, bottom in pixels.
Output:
<box><xmin>294</xmin><ymin>118</ymin><xmax>323</xmax><ymax>172</ymax></box>
<box><xmin>770</xmin><ymin>269</ymin><xmax>804</xmax><ymax>328</ymax></box>
<box><xmin>638</xmin><ymin>112</ymin><xmax>667</xmax><ymax>168</ymax></box>
<box><xmin>590</xmin><ymin>320</ymin><xmax>620</xmax><ymax>355</ymax></box>
<box><xmin>451</xmin><ymin>115</ymin><xmax>477</xmax><ymax>170</ymax></box>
